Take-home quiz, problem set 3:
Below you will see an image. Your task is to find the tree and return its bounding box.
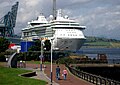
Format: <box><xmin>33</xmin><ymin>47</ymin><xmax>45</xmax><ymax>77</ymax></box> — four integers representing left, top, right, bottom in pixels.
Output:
<box><xmin>0</xmin><ymin>37</ymin><xmax>10</xmax><ymax>52</ymax></box>
<box><xmin>28</xmin><ymin>40</ymin><xmax>41</xmax><ymax>51</ymax></box>
<box><xmin>43</xmin><ymin>40</ymin><xmax>51</xmax><ymax>51</ymax></box>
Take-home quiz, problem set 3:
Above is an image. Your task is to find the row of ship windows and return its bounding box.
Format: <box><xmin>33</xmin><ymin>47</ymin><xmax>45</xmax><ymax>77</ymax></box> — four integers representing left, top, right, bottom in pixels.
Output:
<box><xmin>23</xmin><ymin>31</ymin><xmax>44</xmax><ymax>35</ymax></box>
<box><xmin>57</xmin><ymin>29</ymin><xmax>76</xmax><ymax>31</ymax></box>
<box><xmin>59</xmin><ymin>34</ymin><xmax>81</xmax><ymax>36</ymax></box>
<box><xmin>54</xmin><ymin>24</ymin><xmax>79</xmax><ymax>26</ymax></box>
<box><xmin>57</xmin><ymin>31</ymin><xmax>77</xmax><ymax>33</ymax></box>
<box><xmin>52</xmin><ymin>21</ymin><xmax>75</xmax><ymax>23</ymax></box>
<box><xmin>23</xmin><ymin>32</ymin><xmax>52</xmax><ymax>37</ymax></box>
<box><xmin>23</xmin><ymin>30</ymin><xmax>81</xmax><ymax>36</ymax></box>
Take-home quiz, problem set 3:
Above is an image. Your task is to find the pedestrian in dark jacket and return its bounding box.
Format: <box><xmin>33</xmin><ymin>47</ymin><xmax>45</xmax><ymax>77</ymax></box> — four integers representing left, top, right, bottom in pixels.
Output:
<box><xmin>56</xmin><ymin>65</ymin><xmax>60</xmax><ymax>80</ymax></box>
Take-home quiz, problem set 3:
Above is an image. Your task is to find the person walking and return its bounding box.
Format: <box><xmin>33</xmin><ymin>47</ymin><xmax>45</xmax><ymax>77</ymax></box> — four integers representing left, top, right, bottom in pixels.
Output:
<box><xmin>63</xmin><ymin>68</ymin><xmax>68</xmax><ymax>80</ymax></box>
<box><xmin>56</xmin><ymin>65</ymin><xmax>60</xmax><ymax>80</ymax></box>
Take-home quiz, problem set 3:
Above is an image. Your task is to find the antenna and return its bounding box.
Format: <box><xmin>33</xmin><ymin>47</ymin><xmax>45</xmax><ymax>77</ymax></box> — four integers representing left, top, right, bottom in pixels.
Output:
<box><xmin>53</xmin><ymin>0</ymin><xmax>56</xmax><ymax>20</ymax></box>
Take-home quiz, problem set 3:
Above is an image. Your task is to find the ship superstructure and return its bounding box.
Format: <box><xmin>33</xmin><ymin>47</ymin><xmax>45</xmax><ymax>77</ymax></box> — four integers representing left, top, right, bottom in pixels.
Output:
<box><xmin>21</xmin><ymin>9</ymin><xmax>86</xmax><ymax>51</ymax></box>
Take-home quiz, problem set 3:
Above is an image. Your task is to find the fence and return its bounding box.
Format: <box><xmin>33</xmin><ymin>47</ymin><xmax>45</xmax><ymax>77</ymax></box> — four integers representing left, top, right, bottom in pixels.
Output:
<box><xmin>66</xmin><ymin>64</ymin><xmax>120</xmax><ymax>85</ymax></box>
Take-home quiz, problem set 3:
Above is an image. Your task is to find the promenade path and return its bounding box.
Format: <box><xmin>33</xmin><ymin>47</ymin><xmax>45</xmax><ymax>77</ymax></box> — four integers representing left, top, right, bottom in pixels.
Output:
<box><xmin>44</xmin><ymin>64</ymin><xmax>93</xmax><ymax>85</ymax></box>
<box><xmin>26</xmin><ymin>63</ymin><xmax>93</xmax><ymax>85</ymax></box>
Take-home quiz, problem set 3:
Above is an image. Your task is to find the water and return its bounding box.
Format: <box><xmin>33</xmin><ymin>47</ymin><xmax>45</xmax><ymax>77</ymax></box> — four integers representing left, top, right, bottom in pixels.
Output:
<box><xmin>77</xmin><ymin>48</ymin><xmax>120</xmax><ymax>64</ymax></box>
<box><xmin>75</xmin><ymin>48</ymin><xmax>120</xmax><ymax>81</ymax></box>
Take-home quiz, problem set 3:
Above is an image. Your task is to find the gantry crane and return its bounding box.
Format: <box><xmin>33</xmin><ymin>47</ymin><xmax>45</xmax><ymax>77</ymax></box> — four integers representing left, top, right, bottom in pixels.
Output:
<box><xmin>0</xmin><ymin>2</ymin><xmax>19</xmax><ymax>37</ymax></box>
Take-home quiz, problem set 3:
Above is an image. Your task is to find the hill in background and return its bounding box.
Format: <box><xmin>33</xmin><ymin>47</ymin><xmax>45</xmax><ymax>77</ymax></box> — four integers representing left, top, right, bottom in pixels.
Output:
<box><xmin>83</xmin><ymin>36</ymin><xmax>120</xmax><ymax>48</ymax></box>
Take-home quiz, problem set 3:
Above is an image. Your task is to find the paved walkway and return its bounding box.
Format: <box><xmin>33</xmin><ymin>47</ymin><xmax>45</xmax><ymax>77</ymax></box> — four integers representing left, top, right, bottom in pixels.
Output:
<box><xmin>25</xmin><ymin>64</ymin><xmax>59</xmax><ymax>85</ymax></box>
<box><xmin>26</xmin><ymin>64</ymin><xmax>93</xmax><ymax>85</ymax></box>
<box><xmin>31</xmin><ymin>68</ymin><xmax>59</xmax><ymax>85</ymax></box>
<box><xmin>44</xmin><ymin>64</ymin><xmax>93</xmax><ymax>85</ymax></box>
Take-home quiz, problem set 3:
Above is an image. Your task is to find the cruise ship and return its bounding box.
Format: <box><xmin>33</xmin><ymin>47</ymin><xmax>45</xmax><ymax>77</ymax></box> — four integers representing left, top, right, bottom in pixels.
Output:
<box><xmin>21</xmin><ymin>9</ymin><xmax>86</xmax><ymax>51</ymax></box>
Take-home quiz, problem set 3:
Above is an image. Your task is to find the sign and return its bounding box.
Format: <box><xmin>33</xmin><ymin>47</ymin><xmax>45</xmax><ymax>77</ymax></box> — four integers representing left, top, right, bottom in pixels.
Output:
<box><xmin>39</xmin><ymin>55</ymin><xmax>44</xmax><ymax>58</ymax></box>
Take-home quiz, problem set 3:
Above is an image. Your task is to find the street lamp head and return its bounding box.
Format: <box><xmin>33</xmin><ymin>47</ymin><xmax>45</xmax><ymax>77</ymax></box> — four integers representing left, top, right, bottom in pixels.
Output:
<box><xmin>41</xmin><ymin>40</ymin><xmax>45</xmax><ymax>43</ymax></box>
<box><xmin>49</xmin><ymin>37</ymin><xmax>55</xmax><ymax>40</ymax></box>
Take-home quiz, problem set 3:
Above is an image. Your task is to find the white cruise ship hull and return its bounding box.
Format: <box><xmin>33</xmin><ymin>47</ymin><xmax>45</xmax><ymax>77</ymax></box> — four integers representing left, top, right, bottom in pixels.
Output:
<box><xmin>53</xmin><ymin>38</ymin><xmax>86</xmax><ymax>51</ymax></box>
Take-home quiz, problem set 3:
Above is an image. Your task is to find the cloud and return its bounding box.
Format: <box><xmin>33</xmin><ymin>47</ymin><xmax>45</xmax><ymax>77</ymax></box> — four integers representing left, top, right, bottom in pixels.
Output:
<box><xmin>0</xmin><ymin>1</ymin><xmax>9</xmax><ymax>8</ymax></box>
<box><xmin>25</xmin><ymin>0</ymin><xmax>40</xmax><ymax>7</ymax></box>
<box><xmin>67</xmin><ymin>0</ymin><xmax>120</xmax><ymax>40</ymax></box>
<box><xmin>0</xmin><ymin>1</ymin><xmax>11</xmax><ymax>17</ymax></box>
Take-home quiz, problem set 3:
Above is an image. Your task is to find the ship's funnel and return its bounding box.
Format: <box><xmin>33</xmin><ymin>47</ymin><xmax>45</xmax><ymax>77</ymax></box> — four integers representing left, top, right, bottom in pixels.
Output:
<box><xmin>53</xmin><ymin>0</ymin><xmax>56</xmax><ymax>20</ymax></box>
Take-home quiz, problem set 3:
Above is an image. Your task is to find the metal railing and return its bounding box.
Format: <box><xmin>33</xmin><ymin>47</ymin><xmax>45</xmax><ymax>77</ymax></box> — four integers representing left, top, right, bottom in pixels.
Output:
<box><xmin>66</xmin><ymin>64</ymin><xmax>120</xmax><ymax>85</ymax></box>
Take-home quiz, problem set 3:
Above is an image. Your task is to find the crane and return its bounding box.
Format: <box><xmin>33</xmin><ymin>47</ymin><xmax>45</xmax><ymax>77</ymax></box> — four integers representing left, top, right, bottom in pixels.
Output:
<box><xmin>0</xmin><ymin>2</ymin><xmax>19</xmax><ymax>37</ymax></box>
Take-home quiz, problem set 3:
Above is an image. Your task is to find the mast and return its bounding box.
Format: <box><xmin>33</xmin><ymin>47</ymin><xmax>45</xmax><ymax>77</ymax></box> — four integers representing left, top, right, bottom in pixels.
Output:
<box><xmin>53</xmin><ymin>0</ymin><xmax>56</xmax><ymax>20</ymax></box>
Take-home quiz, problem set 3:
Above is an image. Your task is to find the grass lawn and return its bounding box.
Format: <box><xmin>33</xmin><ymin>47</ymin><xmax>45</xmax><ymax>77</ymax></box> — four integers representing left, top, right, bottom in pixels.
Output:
<box><xmin>0</xmin><ymin>66</ymin><xmax>47</xmax><ymax>85</ymax></box>
<box><xmin>84</xmin><ymin>41</ymin><xmax>120</xmax><ymax>48</ymax></box>
<box><xmin>0</xmin><ymin>62</ymin><xmax>6</xmax><ymax>67</ymax></box>
<box><xmin>111</xmin><ymin>42</ymin><xmax>120</xmax><ymax>48</ymax></box>
<box><xmin>87</xmin><ymin>41</ymin><xmax>111</xmax><ymax>46</ymax></box>
<box><xmin>84</xmin><ymin>41</ymin><xmax>112</xmax><ymax>48</ymax></box>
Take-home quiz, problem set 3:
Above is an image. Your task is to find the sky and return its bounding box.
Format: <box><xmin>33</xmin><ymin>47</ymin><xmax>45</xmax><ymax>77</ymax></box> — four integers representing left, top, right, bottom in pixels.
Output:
<box><xmin>0</xmin><ymin>0</ymin><xmax>120</xmax><ymax>40</ymax></box>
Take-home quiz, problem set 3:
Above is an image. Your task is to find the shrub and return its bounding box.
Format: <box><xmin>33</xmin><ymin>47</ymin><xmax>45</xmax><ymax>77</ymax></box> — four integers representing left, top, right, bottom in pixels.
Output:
<box><xmin>0</xmin><ymin>37</ymin><xmax>10</xmax><ymax>52</ymax></box>
<box><xmin>56</xmin><ymin>57</ymin><xmax>77</xmax><ymax>64</ymax></box>
<box><xmin>0</xmin><ymin>53</ymin><xmax>6</xmax><ymax>62</ymax></box>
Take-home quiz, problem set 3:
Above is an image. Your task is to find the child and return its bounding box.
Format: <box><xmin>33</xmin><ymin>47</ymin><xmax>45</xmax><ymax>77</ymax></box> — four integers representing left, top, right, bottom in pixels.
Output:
<box><xmin>63</xmin><ymin>68</ymin><xmax>68</xmax><ymax>80</ymax></box>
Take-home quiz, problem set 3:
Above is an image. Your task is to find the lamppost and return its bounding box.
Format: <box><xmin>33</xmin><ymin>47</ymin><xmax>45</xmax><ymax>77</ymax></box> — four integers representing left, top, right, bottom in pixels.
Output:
<box><xmin>50</xmin><ymin>39</ymin><xmax>53</xmax><ymax>84</ymax></box>
<box><xmin>40</xmin><ymin>40</ymin><xmax>44</xmax><ymax>71</ymax></box>
<box><xmin>24</xmin><ymin>38</ymin><xmax>27</xmax><ymax>68</ymax></box>
<box><xmin>26</xmin><ymin>39</ymin><xmax>27</xmax><ymax>52</ymax></box>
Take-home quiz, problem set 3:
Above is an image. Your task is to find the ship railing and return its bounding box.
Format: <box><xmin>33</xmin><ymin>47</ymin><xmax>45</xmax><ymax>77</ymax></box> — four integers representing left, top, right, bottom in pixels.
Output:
<box><xmin>65</xmin><ymin>64</ymin><xmax>120</xmax><ymax>85</ymax></box>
